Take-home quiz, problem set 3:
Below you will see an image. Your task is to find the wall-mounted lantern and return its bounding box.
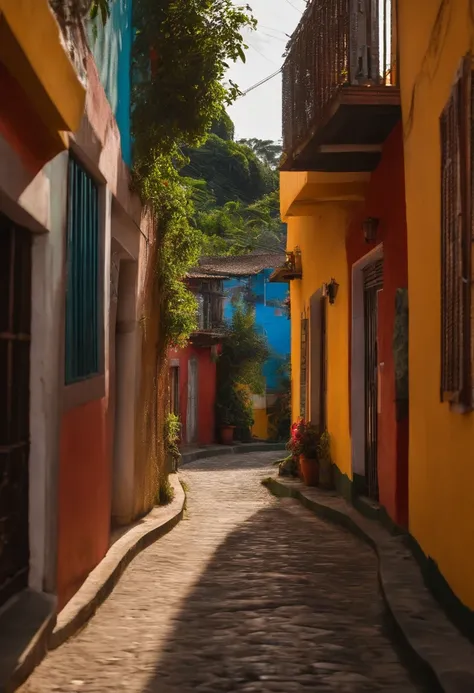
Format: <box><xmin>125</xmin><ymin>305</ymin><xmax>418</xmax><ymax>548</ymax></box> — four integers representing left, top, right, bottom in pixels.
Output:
<box><xmin>325</xmin><ymin>278</ymin><xmax>339</xmax><ymax>305</ymax></box>
<box><xmin>363</xmin><ymin>217</ymin><xmax>379</xmax><ymax>243</ymax></box>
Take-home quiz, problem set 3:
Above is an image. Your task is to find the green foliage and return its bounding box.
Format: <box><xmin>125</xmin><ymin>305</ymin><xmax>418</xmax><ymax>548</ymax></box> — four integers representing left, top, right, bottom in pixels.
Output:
<box><xmin>132</xmin><ymin>0</ymin><xmax>255</xmax><ymax>157</ymax></box>
<box><xmin>211</xmin><ymin>111</ymin><xmax>235</xmax><ymax>141</ymax></box>
<box><xmin>221</xmin><ymin>301</ymin><xmax>270</xmax><ymax>393</ymax></box>
<box><xmin>165</xmin><ymin>413</ymin><xmax>181</xmax><ymax>463</ymax></box>
<box><xmin>237</xmin><ymin>138</ymin><xmax>282</xmax><ymax>168</ymax></box>
<box><xmin>90</xmin><ymin>0</ymin><xmax>112</xmax><ymax>25</ymax></box>
<box><xmin>216</xmin><ymin>302</ymin><xmax>269</xmax><ymax>429</ymax></box>
<box><xmin>130</xmin><ymin>1</ymin><xmax>255</xmax><ymax>348</ymax></box>
<box><xmin>287</xmin><ymin>420</ymin><xmax>320</xmax><ymax>459</ymax></box>
<box><xmin>268</xmin><ymin>357</ymin><xmax>291</xmax><ymax>442</ymax></box>
<box><xmin>158</xmin><ymin>477</ymin><xmax>175</xmax><ymax>505</ymax></box>
<box><xmin>278</xmin><ymin>455</ymin><xmax>299</xmax><ymax>478</ymax></box>
<box><xmin>183</xmin><ymin>134</ymin><xmax>285</xmax><ymax>255</ymax></box>
<box><xmin>182</xmin><ymin>135</ymin><xmax>276</xmax><ymax>207</ymax></box>
<box><xmin>133</xmin><ymin>150</ymin><xmax>202</xmax><ymax>347</ymax></box>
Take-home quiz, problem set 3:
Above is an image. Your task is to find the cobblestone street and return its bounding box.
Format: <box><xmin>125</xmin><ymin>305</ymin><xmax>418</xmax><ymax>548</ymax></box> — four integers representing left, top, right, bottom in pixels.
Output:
<box><xmin>21</xmin><ymin>453</ymin><xmax>427</xmax><ymax>693</ymax></box>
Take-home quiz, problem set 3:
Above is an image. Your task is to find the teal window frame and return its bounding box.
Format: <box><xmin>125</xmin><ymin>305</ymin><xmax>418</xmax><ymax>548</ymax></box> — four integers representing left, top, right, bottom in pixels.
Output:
<box><xmin>65</xmin><ymin>156</ymin><xmax>100</xmax><ymax>385</ymax></box>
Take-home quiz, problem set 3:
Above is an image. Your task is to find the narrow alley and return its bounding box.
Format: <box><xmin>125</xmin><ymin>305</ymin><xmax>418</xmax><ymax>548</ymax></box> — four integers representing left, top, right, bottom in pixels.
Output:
<box><xmin>21</xmin><ymin>452</ymin><xmax>427</xmax><ymax>693</ymax></box>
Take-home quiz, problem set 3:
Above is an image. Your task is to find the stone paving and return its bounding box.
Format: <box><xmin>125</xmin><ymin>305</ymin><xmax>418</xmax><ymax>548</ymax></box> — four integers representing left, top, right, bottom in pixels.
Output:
<box><xmin>21</xmin><ymin>453</ymin><xmax>428</xmax><ymax>693</ymax></box>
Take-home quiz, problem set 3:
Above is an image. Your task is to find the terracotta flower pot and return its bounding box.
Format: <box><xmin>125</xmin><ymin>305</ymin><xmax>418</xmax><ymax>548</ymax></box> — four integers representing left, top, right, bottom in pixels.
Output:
<box><xmin>299</xmin><ymin>454</ymin><xmax>319</xmax><ymax>486</ymax></box>
<box><xmin>220</xmin><ymin>425</ymin><xmax>235</xmax><ymax>445</ymax></box>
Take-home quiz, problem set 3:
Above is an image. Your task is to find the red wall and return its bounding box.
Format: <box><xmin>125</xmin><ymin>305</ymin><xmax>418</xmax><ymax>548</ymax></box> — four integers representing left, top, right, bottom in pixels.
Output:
<box><xmin>0</xmin><ymin>63</ymin><xmax>63</xmax><ymax>173</ymax></box>
<box><xmin>57</xmin><ymin>398</ymin><xmax>112</xmax><ymax>608</ymax></box>
<box><xmin>346</xmin><ymin>122</ymin><xmax>409</xmax><ymax>527</ymax></box>
<box><xmin>170</xmin><ymin>344</ymin><xmax>217</xmax><ymax>446</ymax></box>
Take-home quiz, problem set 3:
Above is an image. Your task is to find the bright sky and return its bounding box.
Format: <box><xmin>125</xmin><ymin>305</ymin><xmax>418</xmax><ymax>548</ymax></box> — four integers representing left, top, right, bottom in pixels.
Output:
<box><xmin>226</xmin><ymin>0</ymin><xmax>305</xmax><ymax>144</ymax></box>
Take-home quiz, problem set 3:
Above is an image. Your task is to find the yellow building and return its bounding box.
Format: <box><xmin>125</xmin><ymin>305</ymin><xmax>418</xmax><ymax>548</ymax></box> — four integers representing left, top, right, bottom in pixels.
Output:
<box><xmin>280</xmin><ymin>0</ymin><xmax>474</xmax><ymax>623</ymax></box>
<box><xmin>278</xmin><ymin>0</ymin><xmax>409</xmax><ymax>522</ymax></box>
<box><xmin>398</xmin><ymin>0</ymin><xmax>474</xmax><ymax>612</ymax></box>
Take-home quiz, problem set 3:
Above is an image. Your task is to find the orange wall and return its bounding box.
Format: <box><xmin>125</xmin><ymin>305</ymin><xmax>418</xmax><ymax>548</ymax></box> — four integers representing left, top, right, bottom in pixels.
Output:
<box><xmin>57</xmin><ymin>398</ymin><xmax>112</xmax><ymax>609</ymax></box>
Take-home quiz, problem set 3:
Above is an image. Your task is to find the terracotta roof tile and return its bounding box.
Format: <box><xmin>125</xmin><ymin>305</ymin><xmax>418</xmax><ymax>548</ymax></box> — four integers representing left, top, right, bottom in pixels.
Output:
<box><xmin>187</xmin><ymin>251</ymin><xmax>285</xmax><ymax>279</ymax></box>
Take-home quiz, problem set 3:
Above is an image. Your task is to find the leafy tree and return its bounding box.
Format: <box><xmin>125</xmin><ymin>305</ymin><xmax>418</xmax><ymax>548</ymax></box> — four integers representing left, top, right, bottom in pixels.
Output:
<box><xmin>238</xmin><ymin>138</ymin><xmax>282</xmax><ymax>168</ymax></box>
<box><xmin>131</xmin><ymin>0</ymin><xmax>255</xmax><ymax>348</ymax></box>
<box><xmin>211</xmin><ymin>111</ymin><xmax>235</xmax><ymax>141</ymax></box>
<box><xmin>132</xmin><ymin>0</ymin><xmax>256</xmax><ymax>159</ymax></box>
<box><xmin>182</xmin><ymin>135</ymin><xmax>276</xmax><ymax>207</ymax></box>
<box><xmin>216</xmin><ymin>301</ymin><xmax>269</xmax><ymax>430</ymax></box>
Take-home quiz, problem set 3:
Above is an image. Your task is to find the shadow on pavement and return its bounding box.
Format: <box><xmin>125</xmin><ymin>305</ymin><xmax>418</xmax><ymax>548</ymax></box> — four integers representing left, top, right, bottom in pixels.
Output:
<box><xmin>142</xmin><ymin>497</ymin><xmax>430</xmax><ymax>693</ymax></box>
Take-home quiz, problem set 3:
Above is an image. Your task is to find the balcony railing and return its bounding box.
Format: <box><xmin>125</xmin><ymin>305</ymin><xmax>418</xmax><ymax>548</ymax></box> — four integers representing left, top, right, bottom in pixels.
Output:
<box><xmin>282</xmin><ymin>0</ymin><xmax>398</xmax><ymax>168</ymax></box>
<box><xmin>196</xmin><ymin>293</ymin><xmax>224</xmax><ymax>332</ymax></box>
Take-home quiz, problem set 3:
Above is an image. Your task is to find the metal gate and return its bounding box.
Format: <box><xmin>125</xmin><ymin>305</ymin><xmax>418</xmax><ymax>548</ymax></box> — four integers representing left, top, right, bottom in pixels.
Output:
<box><xmin>363</xmin><ymin>260</ymin><xmax>383</xmax><ymax>501</ymax></box>
<box><xmin>0</xmin><ymin>213</ymin><xmax>31</xmax><ymax>607</ymax></box>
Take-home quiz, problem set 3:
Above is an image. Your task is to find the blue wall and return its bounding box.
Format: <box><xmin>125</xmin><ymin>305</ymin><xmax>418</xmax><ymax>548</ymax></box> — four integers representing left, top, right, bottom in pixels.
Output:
<box><xmin>88</xmin><ymin>0</ymin><xmax>133</xmax><ymax>166</ymax></box>
<box><xmin>224</xmin><ymin>269</ymin><xmax>290</xmax><ymax>393</ymax></box>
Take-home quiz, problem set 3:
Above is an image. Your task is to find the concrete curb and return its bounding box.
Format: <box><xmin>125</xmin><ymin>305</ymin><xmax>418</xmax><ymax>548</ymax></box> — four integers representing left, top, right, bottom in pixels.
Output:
<box><xmin>264</xmin><ymin>476</ymin><xmax>474</xmax><ymax>693</ymax></box>
<box><xmin>50</xmin><ymin>475</ymin><xmax>185</xmax><ymax>651</ymax></box>
<box><xmin>180</xmin><ymin>442</ymin><xmax>286</xmax><ymax>466</ymax></box>
<box><xmin>1</xmin><ymin>592</ymin><xmax>56</xmax><ymax>693</ymax></box>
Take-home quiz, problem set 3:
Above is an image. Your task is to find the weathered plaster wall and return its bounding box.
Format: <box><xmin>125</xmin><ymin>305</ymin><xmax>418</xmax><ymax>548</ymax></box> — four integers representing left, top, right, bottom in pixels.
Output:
<box><xmin>57</xmin><ymin>53</ymin><xmax>155</xmax><ymax>606</ymax></box>
<box><xmin>398</xmin><ymin>0</ymin><xmax>474</xmax><ymax>608</ymax></box>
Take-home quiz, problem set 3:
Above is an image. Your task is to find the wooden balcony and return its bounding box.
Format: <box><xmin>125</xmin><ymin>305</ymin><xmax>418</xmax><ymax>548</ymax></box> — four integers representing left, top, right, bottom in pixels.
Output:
<box><xmin>269</xmin><ymin>249</ymin><xmax>302</xmax><ymax>283</ymax></box>
<box><xmin>190</xmin><ymin>286</ymin><xmax>225</xmax><ymax>347</ymax></box>
<box><xmin>281</xmin><ymin>0</ymin><xmax>400</xmax><ymax>173</ymax></box>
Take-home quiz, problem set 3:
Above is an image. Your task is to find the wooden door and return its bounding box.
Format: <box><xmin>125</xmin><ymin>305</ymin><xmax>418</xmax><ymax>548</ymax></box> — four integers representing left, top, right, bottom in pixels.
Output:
<box><xmin>309</xmin><ymin>289</ymin><xmax>327</xmax><ymax>431</ymax></box>
<box><xmin>363</xmin><ymin>259</ymin><xmax>383</xmax><ymax>501</ymax></box>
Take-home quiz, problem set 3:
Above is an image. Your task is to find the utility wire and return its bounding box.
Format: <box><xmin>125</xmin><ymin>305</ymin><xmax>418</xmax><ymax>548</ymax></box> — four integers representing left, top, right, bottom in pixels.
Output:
<box><xmin>283</xmin><ymin>0</ymin><xmax>303</xmax><ymax>13</ymax></box>
<box><xmin>259</xmin><ymin>24</ymin><xmax>292</xmax><ymax>38</ymax></box>
<box><xmin>238</xmin><ymin>69</ymin><xmax>282</xmax><ymax>97</ymax></box>
<box><xmin>247</xmin><ymin>42</ymin><xmax>280</xmax><ymax>66</ymax></box>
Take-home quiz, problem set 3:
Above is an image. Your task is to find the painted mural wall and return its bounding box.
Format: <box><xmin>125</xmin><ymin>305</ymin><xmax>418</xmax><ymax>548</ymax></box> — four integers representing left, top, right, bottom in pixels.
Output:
<box><xmin>87</xmin><ymin>0</ymin><xmax>133</xmax><ymax>166</ymax></box>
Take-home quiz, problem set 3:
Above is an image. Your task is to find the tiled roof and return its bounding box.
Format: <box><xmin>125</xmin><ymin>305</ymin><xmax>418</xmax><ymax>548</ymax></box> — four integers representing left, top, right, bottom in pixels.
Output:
<box><xmin>187</xmin><ymin>251</ymin><xmax>286</xmax><ymax>279</ymax></box>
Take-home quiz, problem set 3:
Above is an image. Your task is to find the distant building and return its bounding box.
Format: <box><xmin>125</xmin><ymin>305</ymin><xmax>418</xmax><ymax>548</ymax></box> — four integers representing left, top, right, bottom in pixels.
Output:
<box><xmin>171</xmin><ymin>253</ymin><xmax>290</xmax><ymax>445</ymax></box>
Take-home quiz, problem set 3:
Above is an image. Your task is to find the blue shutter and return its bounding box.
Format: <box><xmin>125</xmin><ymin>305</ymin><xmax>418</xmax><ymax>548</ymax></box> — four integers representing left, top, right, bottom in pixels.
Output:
<box><xmin>65</xmin><ymin>157</ymin><xmax>100</xmax><ymax>384</ymax></box>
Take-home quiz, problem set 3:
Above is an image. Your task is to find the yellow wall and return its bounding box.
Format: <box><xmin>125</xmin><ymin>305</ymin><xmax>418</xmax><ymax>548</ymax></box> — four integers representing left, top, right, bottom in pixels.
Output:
<box><xmin>0</xmin><ymin>0</ymin><xmax>85</xmax><ymax>134</ymax></box>
<box><xmin>287</xmin><ymin>206</ymin><xmax>352</xmax><ymax>479</ymax></box>
<box><xmin>252</xmin><ymin>408</ymin><xmax>268</xmax><ymax>440</ymax></box>
<box><xmin>399</xmin><ymin>0</ymin><xmax>474</xmax><ymax>608</ymax></box>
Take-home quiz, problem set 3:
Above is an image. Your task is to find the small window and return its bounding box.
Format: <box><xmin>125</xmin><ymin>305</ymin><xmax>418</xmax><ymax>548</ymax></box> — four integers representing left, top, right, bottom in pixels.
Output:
<box><xmin>65</xmin><ymin>157</ymin><xmax>100</xmax><ymax>384</ymax></box>
<box><xmin>440</xmin><ymin>55</ymin><xmax>473</xmax><ymax>407</ymax></box>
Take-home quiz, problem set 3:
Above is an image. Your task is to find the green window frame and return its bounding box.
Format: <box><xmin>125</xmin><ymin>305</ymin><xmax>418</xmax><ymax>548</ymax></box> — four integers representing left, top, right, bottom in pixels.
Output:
<box><xmin>65</xmin><ymin>156</ymin><xmax>100</xmax><ymax>385</ymax></box>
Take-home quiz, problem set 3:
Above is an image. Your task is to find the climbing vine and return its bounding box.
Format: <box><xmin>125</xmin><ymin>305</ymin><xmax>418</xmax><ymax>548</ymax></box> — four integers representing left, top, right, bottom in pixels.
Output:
<box><xmin>131</xmin><ymin>0</ymin><xmax>255</xmax><ymax>348</ymax></box>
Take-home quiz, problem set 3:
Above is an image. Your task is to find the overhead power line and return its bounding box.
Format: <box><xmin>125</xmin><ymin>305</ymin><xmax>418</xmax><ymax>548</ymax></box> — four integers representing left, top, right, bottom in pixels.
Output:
<box><xmin>284</xmin><ymin>0</ymin><xmax>303</xmax><ymax>13</ymax></box>
<box><xmin>238</xmin><ymin>69</ymin><xmax>282</xmax><ymax>98</ymax></box>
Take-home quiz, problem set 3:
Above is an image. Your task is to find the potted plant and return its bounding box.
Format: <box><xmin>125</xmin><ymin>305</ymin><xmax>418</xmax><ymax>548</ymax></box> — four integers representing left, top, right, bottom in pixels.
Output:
<box><xmin>216</xmin><ymin>403</ymin><xmax>235</xmax><ymax>445</ymax></box>
<box><xmin>286</xmin><ymin>419</ymin><xmax>304</xmax><ymax>476</ymax></box>
<box><xmin>216</xmin><ymin>390</ymin><xmax>238</xmax><ymax>445</ymax></box>
<box><xmin>287</xmin><ymin>419</ymin><xmax>320</xmax><ymax>486</ymax></box>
